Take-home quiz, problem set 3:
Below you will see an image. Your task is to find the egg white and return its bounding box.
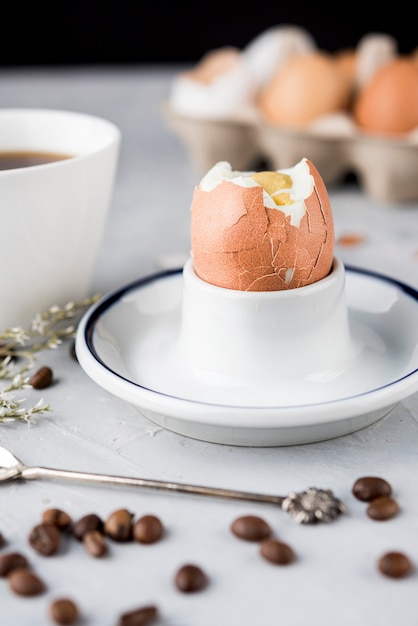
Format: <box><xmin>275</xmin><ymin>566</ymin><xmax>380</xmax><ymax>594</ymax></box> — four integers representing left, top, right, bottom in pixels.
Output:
<box><xmin>198</xmin><ymin>158</ymin><xmax>313</xmax><ymax>227</ymax></box>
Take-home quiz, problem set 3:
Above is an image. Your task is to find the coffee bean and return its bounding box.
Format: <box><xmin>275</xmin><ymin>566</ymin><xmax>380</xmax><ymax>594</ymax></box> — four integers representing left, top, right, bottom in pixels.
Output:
<box><xmin>49</xmin><ymin>598</ymin><xmax>80</xmax><ymax>625</ymax></box>
<box><xmin>104</xmin><ymin>509</ymin><xmax>134</xmax><ymax>542</ymax></box>
<box><xmin>8</xmin><ymin>567</ymin><xmax>45</xmax><ymax>596</ymax></box>
<box><xmin>1</xmin><ymin>345</ymin><xmax>19</xmax><ymax>364</ymax></box>
<box><xmin>0</xmin><ymin>532</ymin><xmax>6</xmax><ymax>549</ymax></box>
<box><xmin>352</xmin><ymin>476</ymin><xmax>392</xmax><ymax>502</ymax></box>
<box><xmin>230</xmin><ymin>515</ymin><xmax>272</xmax><ymax>542</ymax></box>
<box><xmin>174</xmin><ymin>564</ymin><xmax>208</xmax><ymax>593</ymax></box>
<box><xmin>117</xmin><ymin>605</ymin><xmax>159</xmax><ymax>626</ymax></box>
<box><xmin>377</xmin><ymin>551</ymin><xmax>413</xmax><ymax>578</ymax></box>
<box><xmin>72</xmin><ymin>513</ymin><xmax>103</xmax><ymax>541</ymax></box>
<box><xmin>42</xmin><ymin>508</ymin><xmax>72</xmax><ymax>532</ymax></box>
<box><xmin>69</xmin><ymin>340</ymin><xmax>78</xmax><ymax>362</ymax></box>
<box><xmin>29</xmin><ymin>522</ymin><xmax>61</xmax><ymax>556</ymax></box>
<box><xmin>83</xmin><ymin>530</ymin><xmax>108</xmax><ymax>557</ymax></box>
<box><xmin>0</xmin><ymin>551</ymin><xmax>29</xmax><ymax>577</ymax></box>
<box><xmin>260</xmin><ymin>539</ymin><xmax>296</xmax><ymax>565</ymax></box>
<box><xmin>29</xmin><ymin>365</ymin><xmax>53</xmax><ymax>389</ymax></box>
<box><xmin>367</xmin><ymin>496</ymin><xmax>400</xmax><ymax>521</ymax></box>
<box><xmin>133</xmin><ymin>515</ymin><xmax>164</xmax><ymax>544</ymax></box>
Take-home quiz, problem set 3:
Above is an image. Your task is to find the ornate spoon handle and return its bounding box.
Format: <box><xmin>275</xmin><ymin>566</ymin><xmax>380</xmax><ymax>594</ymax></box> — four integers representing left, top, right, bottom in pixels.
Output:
<box><xmin>19</xmin><ymin>464</ymin><xmax>346</xmax><ymax>524</ymax></box>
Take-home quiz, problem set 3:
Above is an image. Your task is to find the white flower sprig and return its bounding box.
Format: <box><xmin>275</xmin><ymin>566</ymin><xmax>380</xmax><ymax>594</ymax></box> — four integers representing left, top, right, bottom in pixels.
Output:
<box><xmin>0</xmin><ymin>295</ymin><xmax>100</xmax><ymax>424</ymax></box>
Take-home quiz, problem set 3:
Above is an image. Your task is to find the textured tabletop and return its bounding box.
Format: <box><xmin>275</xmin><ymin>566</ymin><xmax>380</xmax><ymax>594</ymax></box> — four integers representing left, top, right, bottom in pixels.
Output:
<box><xmin>0</xmin><ymin>66</ymin><xmax>418</xmax><ymax>626</ymax></box>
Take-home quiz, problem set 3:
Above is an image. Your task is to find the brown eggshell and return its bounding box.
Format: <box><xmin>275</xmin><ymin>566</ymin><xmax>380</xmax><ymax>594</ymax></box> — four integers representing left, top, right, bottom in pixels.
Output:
<box><xmin>335</xmin><ymin>48</ymin><xmax>357</xmax><ymax>93</ymax></box>
<box><xmin>257</xmin><ymin>51</ymin><xmax>352</xmax><ymax>128</ymax></box>
<box><xmin>353</xmin><ymin>57</ymin><xmax>418</xmax><ymax>135</ymax></box>
<box><xmin>178</xmin><ymin>46</ymin><xmax>242</xmax><ymax>85</ymax></box>
<box><xmin>191</xmin><ymin>159</ymin><xmax>334</xmax><ymax>291</ymax></box>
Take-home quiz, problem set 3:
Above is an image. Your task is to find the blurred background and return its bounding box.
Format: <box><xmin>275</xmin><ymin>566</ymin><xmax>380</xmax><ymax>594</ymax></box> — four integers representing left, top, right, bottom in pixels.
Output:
<box><xmin>2</xmin><ymin>1</ymin><xmax>415</xmax><ymax>66</ymax></box>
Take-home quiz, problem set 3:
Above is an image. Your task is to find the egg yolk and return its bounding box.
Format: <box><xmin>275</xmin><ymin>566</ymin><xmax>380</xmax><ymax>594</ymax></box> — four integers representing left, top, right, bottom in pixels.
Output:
<box><xmin>251</xmin><ymin>171</ymin><xmax>295</xmax><ymax>206</ymax></box>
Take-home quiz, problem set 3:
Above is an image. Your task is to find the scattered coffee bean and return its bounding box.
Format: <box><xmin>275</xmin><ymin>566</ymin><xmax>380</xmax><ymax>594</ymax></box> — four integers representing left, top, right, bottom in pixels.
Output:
<box><xmin>29</xmin><ymin>522</ymin><xmax>61</xmax><ymax>556</ymax></box>
<box><xmin>42</xmin><ymin>508</ymin><xmax>72</xmax><ymax>532</ymax></box>
<box><xmin>8</xmin><ymin>567</ymin><xmax>45</xmax><ymax>596</ymax></box>
<box><xmin>367</xmin><ymin>496</ymin><xmax>400</xmax><ymax>521</ymax></box>
<box><xmin>104</xmin><ymin>509</ymin><xmax>134</xmax><ymax>542</ymax></box>
<box><xmin>69</xmin><ymin>340</ymin><xmax>78</xmax><ymax>362</ymax></box>
<box><xmin>0</xmin><ymin>345</ymin><xmax>19</xmax><ymax>363</ymax></box>
<box><xmin>0</xmin><ymin>531</ymin><xmax>5</xmax><ymax>548</ymax></box>
<box><xmin>352</xmin><ymin>476</ymin><xmax>392</xmax><ymax>502</ymax></box>
<box><xmin>29</xmin><ymin>365</ymin><xmax>53</xmax><ymax>389</ymax></box>
<box><xmin>230</xmin><ymin>515</ymin><xmax>272</xmax><ymax>542</ymax></box>
<box><xmin>133</xmin><ymin>515</ymin><xmax>164</xmax><ymax>544</ymax></box>
<box><xmin>260</xmin><ymin>539</ymin><xmax>296</xmax><ymax>565</ymax></box>
<box><xmin>174</xmin><ymin>564</ymin><xmax>208</xmax><ymax>593</ymax></box>
<box><xmin>83</xmin><ymin>530</ymin><xmax>108</xmax><ymax>558</ymax></box>
<box><xmin>117</xmin><ymin>604</ymin><xmax>159</xmax><ymax>626</ymax></box>
<box><xmin>49</xmin><ymin>598</ymin><xmax>80</xmax><ymax>625</ymax></box>
<box><xmin>0</xmin><ymin>551</ymin><xmax>29</xmax><ymax>577</ymax></box>
<box><xmin>72</xmin><ymin>513</ymin><xmax>104</xmax><ymax>541</ymax></box>
<box><xmin>377</xmin><ymin>551</ymin><xmax>413</xmax><ymax>578</ymax></box>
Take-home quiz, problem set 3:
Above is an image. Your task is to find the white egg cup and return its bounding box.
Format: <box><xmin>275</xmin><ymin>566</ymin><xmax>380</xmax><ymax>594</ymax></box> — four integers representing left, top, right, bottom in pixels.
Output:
<box><xmin>178</xmin><ymin>257</ymin><xmax>354</xmax><ymax>382</ymax></box>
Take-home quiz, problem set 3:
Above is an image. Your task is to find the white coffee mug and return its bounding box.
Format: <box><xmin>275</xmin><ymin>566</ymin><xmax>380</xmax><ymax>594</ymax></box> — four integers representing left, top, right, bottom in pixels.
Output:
<box><xmin>0</xmin><ymin>108</ymin><xmax>121</xmax><ymax>330</ymax></box>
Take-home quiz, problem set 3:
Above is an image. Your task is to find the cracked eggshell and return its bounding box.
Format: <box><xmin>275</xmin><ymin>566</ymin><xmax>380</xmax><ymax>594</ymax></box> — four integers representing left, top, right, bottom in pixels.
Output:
<box><xmin>191</xmin><ymin>158</ymin><xmax>334</xmax><ymax>291</ymax></box>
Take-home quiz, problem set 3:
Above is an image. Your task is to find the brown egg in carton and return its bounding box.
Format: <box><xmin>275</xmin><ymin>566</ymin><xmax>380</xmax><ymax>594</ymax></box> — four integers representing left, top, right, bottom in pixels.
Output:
<box><xmin>165</xmin><ymin>26</ymin><xmax>418</xmax><ymax>203</ymax></box>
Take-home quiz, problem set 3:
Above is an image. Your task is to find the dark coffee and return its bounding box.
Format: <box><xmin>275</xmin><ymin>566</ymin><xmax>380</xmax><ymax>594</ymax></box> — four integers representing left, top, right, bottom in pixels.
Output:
<box><xmin>0</xmin><ymin>150</ymin><xmax>73</xmax><ymax>171</ymax></box>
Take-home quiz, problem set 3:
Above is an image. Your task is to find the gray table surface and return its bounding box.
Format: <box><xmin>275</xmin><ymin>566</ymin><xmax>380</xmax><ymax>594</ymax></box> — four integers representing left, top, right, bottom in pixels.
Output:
<box><xmin>1</xmin><ymin>66</ymin><xmax>418</xmax><ymax>626</ymax></box>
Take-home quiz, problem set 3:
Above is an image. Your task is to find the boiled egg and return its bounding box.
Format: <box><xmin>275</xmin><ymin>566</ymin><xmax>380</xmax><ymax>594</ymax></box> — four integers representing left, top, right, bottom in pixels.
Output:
<box><xmin>191</xmin><ymin>158</ymin><xmax>334</xmax><ymax>291</ymax></box>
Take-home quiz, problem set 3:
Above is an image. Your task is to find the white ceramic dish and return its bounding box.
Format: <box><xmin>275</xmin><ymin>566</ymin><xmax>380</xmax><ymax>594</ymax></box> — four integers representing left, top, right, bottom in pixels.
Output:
<box><xmin>76</xmin><ymin>266</ymin><xmax>418</xmax><ymax>446</ymax></box>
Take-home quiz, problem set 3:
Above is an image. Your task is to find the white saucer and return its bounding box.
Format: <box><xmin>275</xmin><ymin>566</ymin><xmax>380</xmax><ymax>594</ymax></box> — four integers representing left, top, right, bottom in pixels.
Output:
<box><xmin>76</xmin><ymin>266</ymin><xmax>418</xmax><ymax>447</ymax></box>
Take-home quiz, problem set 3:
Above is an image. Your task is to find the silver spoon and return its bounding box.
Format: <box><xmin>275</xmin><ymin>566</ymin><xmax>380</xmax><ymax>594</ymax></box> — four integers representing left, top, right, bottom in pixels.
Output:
<box><xmin>0</xmin><ymin>445</ymin><xmax>346</xmax><ymax>524</ymax></box>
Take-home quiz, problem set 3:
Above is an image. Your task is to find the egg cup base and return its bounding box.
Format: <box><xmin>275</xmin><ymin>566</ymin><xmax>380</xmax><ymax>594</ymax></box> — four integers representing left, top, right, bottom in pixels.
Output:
<box><xmin>178</xmin><ymin>256</ymin><xmax>354</xmax><ymax>383</ymax></box>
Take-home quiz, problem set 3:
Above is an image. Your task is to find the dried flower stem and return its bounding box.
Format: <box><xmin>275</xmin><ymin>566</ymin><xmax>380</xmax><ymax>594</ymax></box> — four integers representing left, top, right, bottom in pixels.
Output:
<box><xmin>0</xmin><ymin>294</ymin><xmax>100</xmax><ymax>424</ymax></box>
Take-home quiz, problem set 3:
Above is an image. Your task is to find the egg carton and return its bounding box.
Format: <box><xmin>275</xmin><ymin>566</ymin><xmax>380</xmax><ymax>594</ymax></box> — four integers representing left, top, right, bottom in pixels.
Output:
<box><xmin>165</xmin><ymin>106</ymin><xmax>418</xmax><ymax>204</ymax></box>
